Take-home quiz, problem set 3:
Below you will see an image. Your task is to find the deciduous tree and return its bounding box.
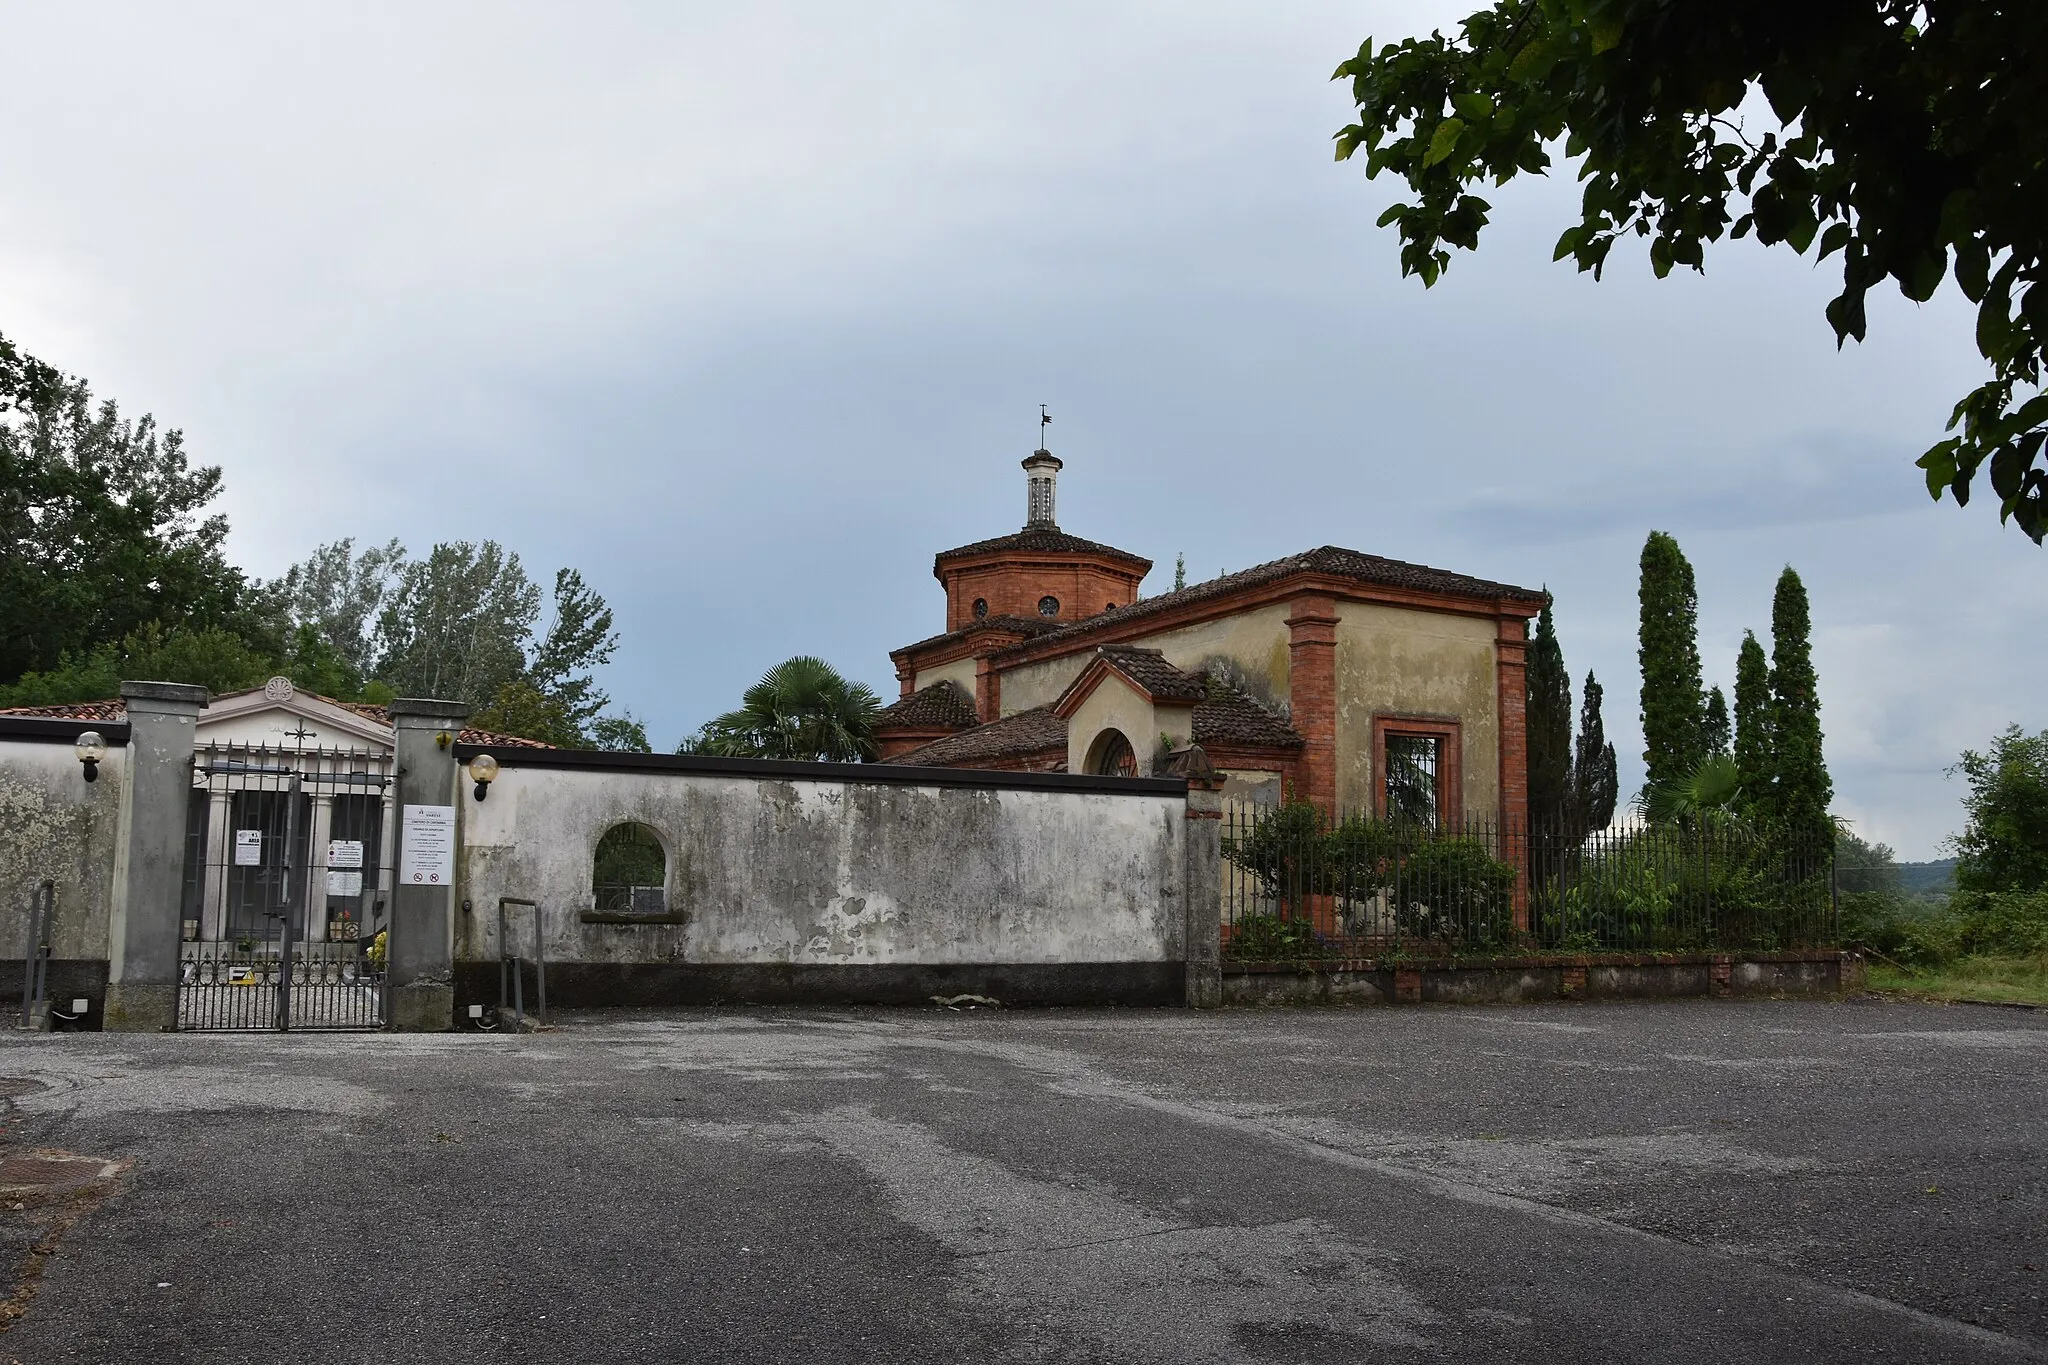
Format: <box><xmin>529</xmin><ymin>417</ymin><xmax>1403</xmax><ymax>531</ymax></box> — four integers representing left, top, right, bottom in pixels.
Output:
<box><xmin>1950</xmin><ymin>725</ymin><xmax>2048</xmax><ymax>893</ymax></box>
<box><xmin>0</xmin><ymin>336</ymin><xmax>244</xmax><ymax>684</ymax></box>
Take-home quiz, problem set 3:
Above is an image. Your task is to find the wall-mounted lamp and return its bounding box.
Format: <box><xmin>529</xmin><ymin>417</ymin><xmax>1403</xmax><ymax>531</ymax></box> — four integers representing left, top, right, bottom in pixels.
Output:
<box><xmin>467</xmin><ymin>752</ymin><xmax>499</xmax><ymax>801</ymax></box>
<box><xmin>75</xmin><ymin>730</ymin><xmax>106</xmax><ymax>784</ymax></box>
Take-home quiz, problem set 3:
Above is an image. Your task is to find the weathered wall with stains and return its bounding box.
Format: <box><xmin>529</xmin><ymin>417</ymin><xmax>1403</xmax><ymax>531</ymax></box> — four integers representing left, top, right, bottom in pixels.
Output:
<box><xmin>453</xmin><ymin>756</ymin><xmax>1190</xmax><ymax>1005</ymax></box>
<box><xmin>0</xmin><ymin>734</ymin><xmax>125</xmax><ymax>964</ymax></box>
<box><xmin>1332</xmin><ymin>603</ymin><xmax>1500</xmax><ymax>816</ymax></box>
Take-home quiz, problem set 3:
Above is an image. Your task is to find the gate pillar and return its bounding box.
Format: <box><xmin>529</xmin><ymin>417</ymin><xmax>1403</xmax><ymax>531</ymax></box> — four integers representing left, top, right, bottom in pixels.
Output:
<box><xmin>386</xmin><ymin>698</ymin><xmax>467</xmax><ymax>1031</ymax></box>
<box><xmin>1178</xmin><ymin>749</ymin><xmax>1226</xmax><ymax>1009</ymax></box>
<box><xmin>105</xmin><ymin>681</ymin><xmax>209</xmax><ymax>1031</ymax></box>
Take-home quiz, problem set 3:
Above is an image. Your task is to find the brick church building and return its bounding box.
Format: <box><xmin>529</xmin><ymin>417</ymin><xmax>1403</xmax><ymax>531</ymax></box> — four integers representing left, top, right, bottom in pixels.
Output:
<box><xmin>876</xmin><ymin>447</ymin><xmax>1546</xmax><ymax>826</ymax></box>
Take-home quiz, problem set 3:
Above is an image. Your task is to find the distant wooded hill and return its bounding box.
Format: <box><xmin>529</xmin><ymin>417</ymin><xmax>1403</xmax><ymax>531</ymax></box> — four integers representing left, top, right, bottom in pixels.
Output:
<box><xmin>1896</xmin><ymin>859</ymin><xmax>1957</xmax><ymax>895</ymax></box>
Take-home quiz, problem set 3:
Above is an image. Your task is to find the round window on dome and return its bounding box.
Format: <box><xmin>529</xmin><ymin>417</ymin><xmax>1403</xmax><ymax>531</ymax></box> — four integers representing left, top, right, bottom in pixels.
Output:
<box><xmin>1038</xmin><ymin>596</ymin><xmax>1060</xmax><ymax>617</ymax></box>
<box><xmin>973</xmin><ymin>598</ymin><xmax>989</xmax><ymax>619</ymax></box>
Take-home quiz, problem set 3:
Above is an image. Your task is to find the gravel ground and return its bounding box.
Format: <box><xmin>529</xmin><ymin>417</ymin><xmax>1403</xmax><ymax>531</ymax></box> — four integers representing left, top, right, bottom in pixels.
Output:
<box><xmin>0</xmin><ymin>997</ymin><xmax>2041</xmax><ymax>1364</ymax></box>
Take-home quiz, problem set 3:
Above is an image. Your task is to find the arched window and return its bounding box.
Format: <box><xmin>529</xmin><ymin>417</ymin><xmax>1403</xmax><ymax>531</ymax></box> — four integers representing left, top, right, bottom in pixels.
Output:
<box><xmin>1038</xmin><ymin>595</ymin><xmax>1060</xmax><ymax>617</ymax></box>
<box><xmin>593</xmin><ymin>823</ymin><xmax>667</xmax><ymax>915</ymax></box>
<box><xmin>1085</xmin><ymin>729</ymin><xmax>1138</xmax><ymax>778</ymax></box>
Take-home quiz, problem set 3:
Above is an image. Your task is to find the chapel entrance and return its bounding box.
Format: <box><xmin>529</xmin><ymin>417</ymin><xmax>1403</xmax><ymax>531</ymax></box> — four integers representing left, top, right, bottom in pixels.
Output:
<box><xmin>175</xmin><ymin>743</ymin><xmax>391</xmax><ymax>1030</ymax></box>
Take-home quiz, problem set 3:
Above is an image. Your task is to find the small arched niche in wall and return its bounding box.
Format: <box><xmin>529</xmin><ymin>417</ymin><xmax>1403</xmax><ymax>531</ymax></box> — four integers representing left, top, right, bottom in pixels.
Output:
<box><xmin>582</xmin><ymin>822</ymin><xmax>685</xmax><ymax>924</ymax></box>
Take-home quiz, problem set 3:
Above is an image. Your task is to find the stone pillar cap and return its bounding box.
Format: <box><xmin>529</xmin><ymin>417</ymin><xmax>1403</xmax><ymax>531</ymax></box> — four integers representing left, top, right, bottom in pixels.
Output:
<box><xmin>118</xmin><ymin>680</ymin><xmax>210</xmax><ymax>707</ymax></box>
<box><xmin>388</xmin><ymin>698</ymin><xmax>470</xmax><ymax>721</ymax></box>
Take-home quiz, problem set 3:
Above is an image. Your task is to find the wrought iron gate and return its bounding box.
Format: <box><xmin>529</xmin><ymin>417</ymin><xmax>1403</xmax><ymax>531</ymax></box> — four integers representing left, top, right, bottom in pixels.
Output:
<box><xmin>177</xmin><ymin>744</ymin><xmax>391</xmax><ymax>1031</ymax></box>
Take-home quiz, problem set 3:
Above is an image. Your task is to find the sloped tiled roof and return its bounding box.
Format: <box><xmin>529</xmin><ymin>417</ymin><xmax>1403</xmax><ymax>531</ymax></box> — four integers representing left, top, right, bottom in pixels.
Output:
<box><xmin>1193</xmin><ymin>677</ymin><xmax>1303</xmax><ymax>750</ymax></box>
<box><xmin>875</xmin><ymin>679</ymin><xmax>980</xmax><ymax>733</ymax></box>
<box><xmin>0</xmin><ymin>696</ymin><xmax>551</xmax><ymax>749</ymax></box>
<box><xmin>981</xmin><ymin>544</ymin><xmax>1542</xmax><ymax>662</ymax></box>
<box><xmin>935</xmin><ymin>525</ymin><xmax>1151</xmax><ymax>569</ymax></box>
<box><xmin>1094</xmin><ymin>646</ymin><xmax>1208</xmax><ymax>703</ymax></box>
<box><xmin>0</xmin><ymin>699</ymin><xmax>127</xmax><ymax>722</ymax></box>
<box><xmin>887</xmin><ymin>706</ymin><xmax>1067</xmax><ymax>768</ymax></box>
<box><xmin>888</xmin><ymin>669</ymin><xmax>1302</xmax><ymax>769</ymax></box>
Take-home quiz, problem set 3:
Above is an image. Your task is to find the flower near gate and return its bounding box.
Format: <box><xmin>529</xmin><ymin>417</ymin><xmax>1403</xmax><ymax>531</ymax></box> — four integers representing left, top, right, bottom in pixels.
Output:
<box><xmin>365</xmin><ymin>929</ymin><xmax>387</xmax><ymax>971</ymax></box>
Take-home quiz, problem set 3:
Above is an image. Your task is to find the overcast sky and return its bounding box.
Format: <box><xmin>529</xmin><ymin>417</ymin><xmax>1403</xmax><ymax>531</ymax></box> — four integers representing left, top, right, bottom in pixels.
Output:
<box><xmin>3</xmin><ymin>2</ymin><xmax>2036</xmax><ymax>858</ymax></box>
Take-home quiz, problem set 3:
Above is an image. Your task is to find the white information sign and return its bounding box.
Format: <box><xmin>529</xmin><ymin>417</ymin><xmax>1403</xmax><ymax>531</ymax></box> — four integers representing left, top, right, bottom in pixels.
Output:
<box><xmin>233</xmin><ymin>829</ymin><xmax>263</xmax><ymax>867</ymax></box>
<box><xmin>327</xmin><ymin>839</ymin><xmax>364</xmax><ymax>870</ymax></box>
<box><xmin>326</xmin><ymin>870</ymin><xmax>363</xmax><ymax>898</ymax></box>
<box><xmin>399</xmin><ymin>804</ymin><xmax>456</xmax><ymax>886</ymax></box>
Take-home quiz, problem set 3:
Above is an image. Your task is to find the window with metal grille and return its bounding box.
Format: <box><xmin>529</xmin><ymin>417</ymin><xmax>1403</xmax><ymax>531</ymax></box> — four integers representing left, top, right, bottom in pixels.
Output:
<box><xmin>593</xmin><ymin>823</ymin><xmax>667</xmax><ymax>915</ymax></box>
<box><xmin>1383</xmin><ymin>732</ymin><xmax>1443</xmax><ymax>826</ymax></box>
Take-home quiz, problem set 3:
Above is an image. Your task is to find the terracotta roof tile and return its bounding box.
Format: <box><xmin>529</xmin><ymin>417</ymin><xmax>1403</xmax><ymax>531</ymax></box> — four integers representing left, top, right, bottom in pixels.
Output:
<box><xmin>885</xmin><ymin>706</ymin><xmax>1067</xmax><ymax>768</ymax></box>
<box><xmin>935</xmin><ymin>526</ymin><xmax>1151</xmax><ymax>570</ymax></box>
<box><xmin>1192</xmin><ymin>677</ymin><xmax>1303</xmax><ymax>751</ymax></box>
<box><xmin>0</xmin><ymin>697</ymin><xmax>554</xmax><ymax>748</ymax></box>
<box><xmin>1095</xmin><ymin>646</ymin><xmax>1208</xmax><ymax>702</ymax></box>
<box><xmin>886</xmin><ymin>668</ymin><xmax>1301</xmax><ymax>770</ymax></box>
<box><xmin>875</xmin><ymin>680</ymin><xmax>980</xmax><ymax>733</ymax></box>
<box><xmin>0</xmin><ymin>699</ymin><xmax>127</xmax><ymax>722</ymax></box>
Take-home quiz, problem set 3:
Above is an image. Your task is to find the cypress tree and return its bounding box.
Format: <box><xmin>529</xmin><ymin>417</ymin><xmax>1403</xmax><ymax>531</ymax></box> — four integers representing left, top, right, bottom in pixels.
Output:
<box><xmin>1525</xmin><ymin>594</ymin><xmax>1572</xmax><ymax>833</ymax></box>
<box><xmin>1570</xmin><ymin>670</ymin><xmax>1619</xmax><ymax>833</ymax></box>
<box><xmin>1733</xmin><ymin>630</ymin><xmax>1773</xmax><ymax>815</ymax></box>
<box><xmin>1702</xmin><ymin>686</ymin><xmax>1731</xmax><ymax>756</ymax></box>
<box><xmin>1769</xmin><ymin>566</ymin><xmax>1832</xmax><ymax>846</ymax></box>
<box><xmin>1637</xmin><ymin>530</ymin><xmax>1706</xmax><ymax>792</ymax></box>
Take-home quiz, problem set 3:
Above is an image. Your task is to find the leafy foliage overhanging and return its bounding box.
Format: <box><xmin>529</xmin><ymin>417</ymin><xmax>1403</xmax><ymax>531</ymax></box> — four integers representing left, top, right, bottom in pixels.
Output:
<box><xmin>1335</xmin><ymin>1</ymin><xmax>2048</xmax><ymax>538</ymax></box>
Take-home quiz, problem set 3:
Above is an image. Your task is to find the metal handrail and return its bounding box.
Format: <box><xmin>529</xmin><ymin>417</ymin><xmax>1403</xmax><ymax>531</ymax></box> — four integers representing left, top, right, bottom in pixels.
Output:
<box><xmin>20</xmin><ymin>881</ymin><xmax>52</xmax><ymax>1028</ymax></box>
<box><xmin>497</xmin><ymin>897</ymin><xmax>547</xmax><ymax>1029</ymax></box>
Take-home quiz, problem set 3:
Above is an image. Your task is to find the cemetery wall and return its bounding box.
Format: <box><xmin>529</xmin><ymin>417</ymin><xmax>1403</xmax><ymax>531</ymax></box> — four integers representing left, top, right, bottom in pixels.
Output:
<box><xmin>451</xmin><ymin>747</ymin><xmax>1193</xmax><ymax>1007</ymax></box>
<box><xmin>0</xmin><ymin>719</ymin><xmax>128</xmax><ymax>1008</ymax></box>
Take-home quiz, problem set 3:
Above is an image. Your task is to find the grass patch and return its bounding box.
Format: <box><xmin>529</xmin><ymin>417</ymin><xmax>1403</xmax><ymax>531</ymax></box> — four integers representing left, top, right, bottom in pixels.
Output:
<box><xmin>1867</xmin><ymin>954</ymin><xmax>2048</xmax><ymax>1008</ymax></box>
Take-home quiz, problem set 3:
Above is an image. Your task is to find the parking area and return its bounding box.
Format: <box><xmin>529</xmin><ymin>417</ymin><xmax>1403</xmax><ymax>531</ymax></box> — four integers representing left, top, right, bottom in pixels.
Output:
<box><xmin>0</xmin><ymin>998</ymin><xmax>2041</xmax><ymax>1363</ymax></box>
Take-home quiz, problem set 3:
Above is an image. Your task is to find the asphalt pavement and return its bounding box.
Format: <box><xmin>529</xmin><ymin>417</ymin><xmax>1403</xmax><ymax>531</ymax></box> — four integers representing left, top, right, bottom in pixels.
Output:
<box><xmin>0</xmin><ymin>997</ymin><xmax>2041</xmax><ymax>1363</ymax></box>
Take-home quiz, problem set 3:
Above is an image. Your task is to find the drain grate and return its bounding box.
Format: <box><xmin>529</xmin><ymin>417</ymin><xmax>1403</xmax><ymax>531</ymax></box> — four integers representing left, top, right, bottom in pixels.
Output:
<box><xmin>0</xmin><ymin>1151</ymin><xmax>121</xmax><ymax>1196</ymax></box>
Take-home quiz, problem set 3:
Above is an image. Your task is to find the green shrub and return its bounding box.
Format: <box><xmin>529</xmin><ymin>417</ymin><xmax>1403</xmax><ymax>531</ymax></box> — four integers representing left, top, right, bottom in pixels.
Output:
<box><xmin>1386</xmin><ymin>837</ymin><xmax>1517</xmax><ymax>949</ymax></box>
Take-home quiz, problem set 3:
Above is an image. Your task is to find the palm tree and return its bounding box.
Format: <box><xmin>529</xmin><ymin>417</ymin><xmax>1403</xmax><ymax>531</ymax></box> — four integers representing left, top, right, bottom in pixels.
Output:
<box><xmin>698</xmin><ymin>656</ymin><xmax>882</xmax><ymax>762</ymax></box>
<box><xmin>1638</xmin><ymin>752</ymin><xmax>1746</xmax><ymax>830</ymax></box>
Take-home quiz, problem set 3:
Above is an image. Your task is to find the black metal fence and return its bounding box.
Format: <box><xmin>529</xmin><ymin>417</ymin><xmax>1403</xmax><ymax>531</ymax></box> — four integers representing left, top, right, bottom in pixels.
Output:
<box><xmin>1221</xmin><ymin>803</ymin><xmax>1836</xmax><ymax>960</ymax></box>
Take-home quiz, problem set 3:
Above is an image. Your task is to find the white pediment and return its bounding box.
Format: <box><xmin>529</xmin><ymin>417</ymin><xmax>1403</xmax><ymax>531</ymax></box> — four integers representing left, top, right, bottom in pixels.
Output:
<box><xmin>197</xmin><ymin>687</ymin><xmax>394</xmax><ymax>753</ymax></box>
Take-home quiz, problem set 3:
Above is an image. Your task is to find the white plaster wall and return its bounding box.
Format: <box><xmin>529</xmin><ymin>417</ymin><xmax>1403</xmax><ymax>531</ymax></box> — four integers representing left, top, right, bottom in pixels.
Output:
<box><xmin>0</xmin><ymin>737</ymin><xmax>126</xmax><ymax>960</ymax></box>
<box><xmin>991</xmin><ymin>653</ymin><xmax>1090</xmax><ymax>715</ymax></box>
<box><xmin>457</xmin><ymin>767</ymin><xmax>1187</xmax><ymax>967</ymax></box>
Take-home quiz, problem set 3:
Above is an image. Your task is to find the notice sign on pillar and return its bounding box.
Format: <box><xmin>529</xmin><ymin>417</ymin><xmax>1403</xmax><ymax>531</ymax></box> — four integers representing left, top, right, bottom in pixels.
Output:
<box><xmin>399</xmin><ymin>804</ymin><xmax>456</xmax><ymax>886</ymax></box>
<box><xmin>234</xmin><ymin>829</ymin><xmax>263</xmax><ymax>867</ymax></box>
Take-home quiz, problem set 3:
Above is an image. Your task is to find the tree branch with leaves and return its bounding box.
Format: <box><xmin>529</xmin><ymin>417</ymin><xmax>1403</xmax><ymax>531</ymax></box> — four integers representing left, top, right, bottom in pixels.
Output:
<box><xmin>1336</xmin><ymin>1</ymin><xmax>2048</xmax><ymax>537</ymax></box>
